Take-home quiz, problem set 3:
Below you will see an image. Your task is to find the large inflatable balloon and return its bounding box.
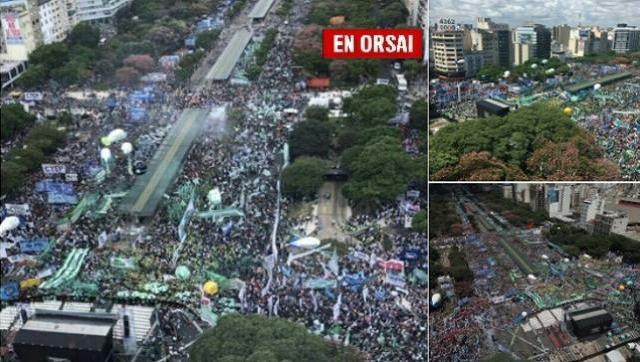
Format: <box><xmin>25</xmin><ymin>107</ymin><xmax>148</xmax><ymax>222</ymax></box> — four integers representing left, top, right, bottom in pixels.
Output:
<box><xmin>207</xmin><ymin>188</ymin><xmax>222</xmax><ymax>206</ymax></box>
<box><xmin>431</xmin><ymin>293</ymin><xmax>442</xmax><ymax>307</ymax></box>
<box><xmin>108</xmin><ymin>129</ymin><xmax>127</xmax><ymax>144</ymax></box>
<box><xmin>175</xmin><ymin>265</ymin><xmax>191</xmax><ymax>280</ymax></box>
<box><xmin>290</xmin><ymin>237</ymin><xmax>321</xmax><ymax>249</ymax></box>
<box><xmin>100</xmin><ymin>148</ymin><xmax>112</xmax><ymax>161</ymax></box>
<box><xmin>0</xmin><ymin>216</ymin><xmax>20</xmax><ymax>235</ymax></box>
<box><xmin>203</xmin><ymin>281</ymin><xmax>219</xmax><ymax>295</ymax></box>
<box><xmin>121</xmin><ymin>142</ymin><xmax>133</xmax><ymax>155</ymax></box>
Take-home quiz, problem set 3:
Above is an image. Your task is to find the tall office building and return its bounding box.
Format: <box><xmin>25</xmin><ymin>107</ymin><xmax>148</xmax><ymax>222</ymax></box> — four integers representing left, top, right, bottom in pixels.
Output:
<box><xmin>513</xmin><ymin>24</ymin><xmax>551</xmax><ymax>64</ymax></box>
<box><xmin>593</xmin><ymin>212</ymin><xmax>629</xmax><ymax>236</ymax></box>
<box><xmin>405</xmin><ymin>0</ymin><xmax>428</xmax><ymax>62</ymax></box>
<box><xmin>533</xmin><ymin>24</ymin><xmax>551</xmax><ymax>59</ymax></box>
<box><xmin>580</xmin><ymin>198</ymin><xmax>605</xmax><ymax>224</ymax></box>
<box><xmin>553</xmin><ymin>25</ymin><xmax>572</xmax><ymax>52</ymax></box>
<box><xmin>568</xmin><ymin>28</ymin><xmax>609</xmax><ymax>57</ymax></box>
<box><xmin>612</xmin><ymin>24</ymin><xmax>640</xmax><ymax>53</ymax></box>
<box><xmin>475</xmin><ymin>18</ymin><xmax>510</xmax><ymax>68</ymax></box>
<box><xmin>432</xmin><ymin>30</ymin><xmax>465</xmax><ymax>79</ymax></box>
<box><xmin>547</xmin><ymin>185</ymin><xmax>573</xmax><ymax>219</ymax></box>
<box><xmin>417</xmin><ymin>0</ymin><xmax>428</xmax><ymax>62</ymax></box>
<box><xmin>465</xmin><ymin>28</ymin><xmax>498</xmax><ymax>66</ymax></box>
<box><xmin>530</xmin><ymin>185</ymin><xmax>546</xmax><ymax>212</ymax></box>
<box><xmin>512</xmin><ymin>42</ymin><xmax>533</xmax><ymax>65</ymax></box>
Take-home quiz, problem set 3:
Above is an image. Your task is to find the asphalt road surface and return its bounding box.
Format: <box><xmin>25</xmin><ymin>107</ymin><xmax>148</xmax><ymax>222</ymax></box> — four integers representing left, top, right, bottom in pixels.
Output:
<box><xmin>316</xmin><ymin>181</ymin><xmax>351</xmax><ymax>242</ymax></box>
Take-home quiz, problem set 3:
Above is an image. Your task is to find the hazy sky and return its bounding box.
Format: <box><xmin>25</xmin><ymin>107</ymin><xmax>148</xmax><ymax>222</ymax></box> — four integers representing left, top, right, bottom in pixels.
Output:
<box><xmin>430</xmin><ymin>0</ymin><xmax>640</xmax><ymax>27</ymax></box>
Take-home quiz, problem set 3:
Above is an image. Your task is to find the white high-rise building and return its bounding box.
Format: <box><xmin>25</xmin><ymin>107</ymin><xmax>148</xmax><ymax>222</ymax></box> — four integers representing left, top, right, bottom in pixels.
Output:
<box><xmin>547</xmin><ymin>185</ymin><xmax>573</xmax><ymax>219</ymax></box>
<box><xmin>75</xmin><ymin>0</ymin><xmax>131</xmax><ymax>23</ymax></box>
<box><xmin>38</xmin><ymin>0</ymin><xmax>72</xmax><ymax>44</ymax></box>
<box><xmin>432</xmin><ymin>30</ymin><xmax>465</xmax><ymax>79</ymax></box>
<box><xmin>580</xmin><ymin>198</ymin><xmax>605</xmax><ymax>224</ymax></box>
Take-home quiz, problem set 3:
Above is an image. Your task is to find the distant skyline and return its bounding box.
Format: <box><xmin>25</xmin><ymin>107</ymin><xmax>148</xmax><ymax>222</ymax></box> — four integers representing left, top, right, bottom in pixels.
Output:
<box><xmin>430</xmin><ymin>0</ymin><xmax>640</xmax><ymax>28</ymax></box>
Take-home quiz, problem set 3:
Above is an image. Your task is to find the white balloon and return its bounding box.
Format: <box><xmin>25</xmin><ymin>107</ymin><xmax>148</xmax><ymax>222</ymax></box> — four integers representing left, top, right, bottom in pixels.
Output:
<box><xmin>431</xmin><ymin>293</ymin><xmax>442</xmax><ymax>306</ymax></box>
<box><xmin>107</xmin><ymin>129</ymin><xmax>127</xmax><ymax>143</ymax></box>
<box><xmin>594</xmin><ymin>83</ymin><xmax>601</xmax><ymax>90</ymax></box>
<box><xmin>0</xmin><ymin>216</ymin><xmax>21</xmax><ymax>235</ymax></box>
<box><xmin>100</xmin><ymin>147</ymin><xmax>112</xmax><ymax>161</ymax></box>
<box><xmin>290</xmin><ymin>237</ymin><xmax>321</xmax><ymax>249</ymax></box>
<box><xmin>121</xmin><ymin>142</ymin><xmax>133</xmax><ymax>155</ymax></box>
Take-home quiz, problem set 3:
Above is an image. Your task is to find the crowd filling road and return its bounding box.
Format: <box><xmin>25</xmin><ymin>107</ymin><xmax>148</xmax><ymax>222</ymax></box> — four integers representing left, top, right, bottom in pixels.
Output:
<box><xmin>1</xmin><ymin>0</ymin><xmax>427</xmax><ymax>361</ymax></box>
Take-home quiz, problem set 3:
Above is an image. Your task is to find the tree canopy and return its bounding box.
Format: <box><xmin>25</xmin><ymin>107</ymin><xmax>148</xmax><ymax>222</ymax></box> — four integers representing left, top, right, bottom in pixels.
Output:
<box><xmin>189</xmin><ymin>314</ymin><xmax>363</xmax><ymax>362</ymax></box>
<box><xmin>429</xmin><ymin>102</ymin><xmax>619</xmax><ymax>180</ymax></box>
<box><xmin>1</xmin><ymin>104</ymin><xmax>37</xmax><ymax>142</ymax></box>
<box><xmin>342</xmin><ymin>136</ymin><xmax>423</xmax><ymax>207</ymax></box>
<box><xmin>282</xmin><ymin>157</ymin><xmax>328</xmax><ymax>200</ymax></box>
<box><xmin>288</xmin><ymin>120</ymin><xmax>333</xmax><ymax>160</ymax></box>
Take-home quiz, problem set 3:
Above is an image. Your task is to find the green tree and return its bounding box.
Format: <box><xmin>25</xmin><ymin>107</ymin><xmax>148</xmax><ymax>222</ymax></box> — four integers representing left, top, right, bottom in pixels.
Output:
<box><xmin>50</xmin><ymin>60</ymin><xmax>90</xmax><ymax>86</ymax></box>
<box><xmin>304</xmin><ymin>105</ymin><xmax>329</xmax><ymax>122</ymax></box>
<box><xmin>0</xmin><ymin>104</ymin><xmax>37</xmax><ymax>141</ymax></box>
<box><xmin>288</xmin><ymin>120</ymin><xmax>332</xmax><ymax>159</ymax></box>
<box><xmin>476</xmin><ymin>64</ymin><xmax>507</xmax><ymax>82</ymax></box>
<box><xmin>28</xmin><ymin>124</ymin><xmax>66</xmax><ymax>154</ymax></box>
<box><xmin>196</xmin><ymin>29</ymin><xmax>221</xmax><ymax>50</ymax></box>
<box><xmin>282</xmin><ymin>157</ymin><xmax>328</xmax><ymax>200</ymax></box>
<box><xmin>1</xmin><ymin>161</ymin><xmax>25</xmax><ymax>196</ymax></box>
<box><xmin>29</xmin><ymin>42</ymin><xmax>70</xmax><ymax>70</ymax></box>
<box><xmin>403</xmin><ymin>59</ymin><xmax>425</xmax><ymax>80</ymax></box>
<box><xmin>190</xmin><ymin>314</ymin><xmax>363</xmax><ymax>362</ymax></box>
<box><xmin>7</xmin><ymin>146</ymin><xmax>45</xmax><ymax>170</ymax></box>
<box><xmin>68</xmin><ymin>23</ymin><xmax>100</xmax><ymax>48</ymax></box>
<box><xmin>429</xmin><ymin>102</ymin><xmax>617</xmax><ymax>180</ymax></box>
<box><xmin>409</xmin><ymin>99</ymin><xmax>427</xmax><ymax>130</ymax></box>
<box><xmin>343</xmin><ymin>137</ymin><xmax>421</xmax><ymax>207</ymax></box>
<box><xmin>16</xmin><ymin>65</ymin><xmax>46</xmax><ymax>89</ymax></box>
<box><xmin>412</xmin><ymin>210</ymin><xmax>426</xmax><ymax>233</ymax></box>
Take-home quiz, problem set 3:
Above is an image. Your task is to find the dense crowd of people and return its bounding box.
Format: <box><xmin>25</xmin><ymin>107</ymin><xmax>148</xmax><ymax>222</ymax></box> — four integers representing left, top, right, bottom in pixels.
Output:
<box><xmin>1</xmin><ymin>0</ymin><xmax>427</xmax><ymax>361</ymax></box>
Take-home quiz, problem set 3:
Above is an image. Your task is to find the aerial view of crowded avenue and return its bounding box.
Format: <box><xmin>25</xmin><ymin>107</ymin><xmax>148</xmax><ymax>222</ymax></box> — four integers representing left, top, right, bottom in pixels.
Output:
<box><xmin>1</xmin><ymin>0</ymin><xmax>639</xmax><ymax>361</ymax></box>
<box><xmin>0</xmin><ymin>0</ymin><xmax>428</xmax><ymax>361</ymax></box>
<box><xmin>429</xmin><ymin>184</ymin><xmax>640</xmax><ymax>362</ymax></box>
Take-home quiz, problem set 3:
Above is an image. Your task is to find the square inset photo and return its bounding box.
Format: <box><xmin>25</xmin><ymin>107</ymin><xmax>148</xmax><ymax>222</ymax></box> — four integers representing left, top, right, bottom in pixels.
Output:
<box><xmin>429</xmin><ymin>183</ymin><xmax>640</xmax><ymax>361</ymax></box>
<box><xmin>427</xmin><ymin>0</ymin><xmax>640</xmax><ymax>181</ymax></box>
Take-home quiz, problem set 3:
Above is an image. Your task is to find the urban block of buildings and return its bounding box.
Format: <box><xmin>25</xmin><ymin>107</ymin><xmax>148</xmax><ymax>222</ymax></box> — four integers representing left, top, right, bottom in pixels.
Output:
<box><xmin>1</xmin><ymin>0</ymin><xmax>133</xmax><ymax>88</ymax></box>
<box><xmin>430</xmin><ymin>17</ymin><xmax>640</xmax><ymax>79</ymax></box>
<box><xmin>502</xmin><ymin>183</ymin><xmax>640</xmax><ymax>241</ymax></box>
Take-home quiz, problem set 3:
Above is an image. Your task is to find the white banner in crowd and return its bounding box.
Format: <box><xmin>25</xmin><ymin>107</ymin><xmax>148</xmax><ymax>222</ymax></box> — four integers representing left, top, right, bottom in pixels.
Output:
<box><xmin>65</xmin><ymin>173</ymin><xmax>79</xmax><ymax>182</ymax></box>
<box><xmin>4</xmin><ymin>204</ymin><xmax>30</xmax><ymax>215</ymax></box>
<box><xmin>23</xmin><ymin>92</ymin><xmax>44</xmax><ymax>101</ymax></box>
<box><xmin>41</xmin><ymin>164</ymin><xmax>66</xmax><ymax>175</ymax></box>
